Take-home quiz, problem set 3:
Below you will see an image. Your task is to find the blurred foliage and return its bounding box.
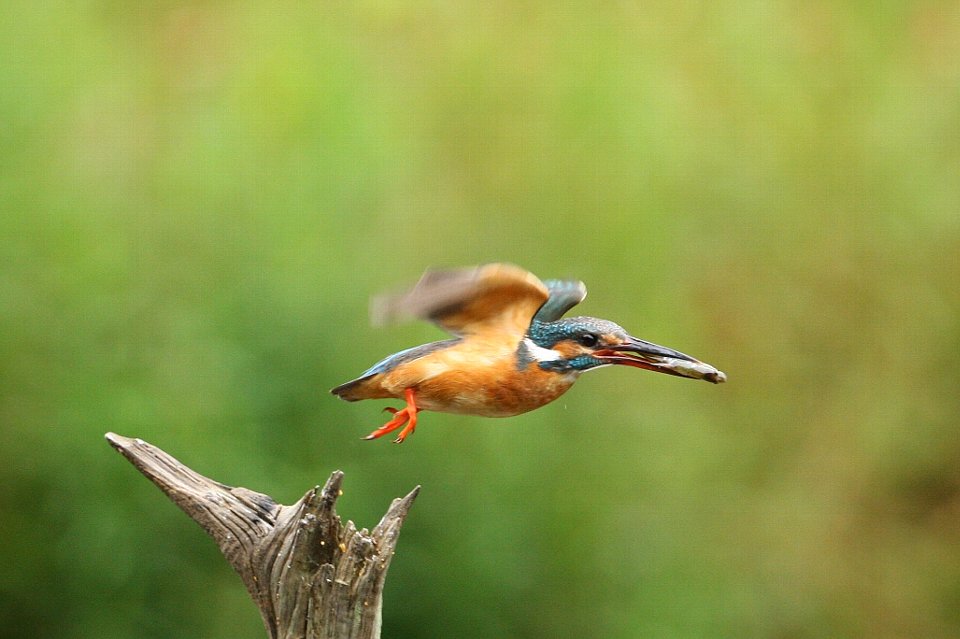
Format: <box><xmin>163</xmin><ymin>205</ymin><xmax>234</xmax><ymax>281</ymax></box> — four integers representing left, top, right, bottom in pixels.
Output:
<box><xmin>2</xmin><ymin>1</ymin><xmax>959</xmax><ymax>638</ymax></box>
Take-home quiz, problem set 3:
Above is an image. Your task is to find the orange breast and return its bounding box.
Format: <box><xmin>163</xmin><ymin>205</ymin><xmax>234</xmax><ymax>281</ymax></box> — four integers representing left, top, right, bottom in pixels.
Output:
<box><xmin>375</xmin><ymin>335</ymin><xmax>578</xmax><ymax>417</ymax></box>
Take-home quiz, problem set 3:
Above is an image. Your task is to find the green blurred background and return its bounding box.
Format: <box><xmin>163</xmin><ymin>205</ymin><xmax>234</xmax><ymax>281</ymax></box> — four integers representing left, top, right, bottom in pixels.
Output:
<box><xmin>3</xmin><ymin>2</ymin><xmax>959</xmax><ymax>638</ymax></box>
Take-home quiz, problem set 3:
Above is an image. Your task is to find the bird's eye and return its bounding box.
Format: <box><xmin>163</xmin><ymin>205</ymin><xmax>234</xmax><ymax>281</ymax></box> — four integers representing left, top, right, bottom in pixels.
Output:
<box><xmin>578</xmin><ymin>333</ymin><xmax>599</xmax><ymax>347</ymax></box>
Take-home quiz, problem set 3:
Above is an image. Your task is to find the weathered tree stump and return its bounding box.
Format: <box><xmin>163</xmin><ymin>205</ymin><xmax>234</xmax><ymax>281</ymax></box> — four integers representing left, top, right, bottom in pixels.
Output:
<box><xmin>105</xmin><ymin>432</ymin><xmax>419</xmax><ymax>639</ymax></box>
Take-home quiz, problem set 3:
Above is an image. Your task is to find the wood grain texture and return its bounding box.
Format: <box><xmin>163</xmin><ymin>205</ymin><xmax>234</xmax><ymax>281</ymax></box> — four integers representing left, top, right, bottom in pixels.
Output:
<box><xmin>106</xmin><ymin>433</ymin><xmax>418</xmax><ymax>639</ymax></box>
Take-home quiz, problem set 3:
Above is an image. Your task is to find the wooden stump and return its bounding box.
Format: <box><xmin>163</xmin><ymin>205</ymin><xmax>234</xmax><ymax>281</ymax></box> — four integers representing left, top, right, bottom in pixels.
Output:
<box><xmin>106</xmin><ymin>433</ymin><xmax>419</xmax><ymax>639</ymax></box>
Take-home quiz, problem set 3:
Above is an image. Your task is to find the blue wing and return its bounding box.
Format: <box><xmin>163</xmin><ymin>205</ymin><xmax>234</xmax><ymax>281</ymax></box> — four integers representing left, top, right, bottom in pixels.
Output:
<box><xmin>330</xmin><ymin>338</ymin><xmax>461</xmax><ymax>400</ymax></box>
<box><xmin>533</xmin><ymin>279</ymin><xmax>587</xmax><ymax>322</ymax></box>
<box><xmin>358</xmin><ymin>338</ymin><xmax>461</xmax><ymax>378</ymax></box>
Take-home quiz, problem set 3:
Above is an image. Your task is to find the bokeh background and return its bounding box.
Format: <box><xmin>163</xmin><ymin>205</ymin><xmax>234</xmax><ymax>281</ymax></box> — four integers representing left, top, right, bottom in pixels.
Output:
<box><xmin>3</xmin><ymin>2</ymin><xmax>959</xmax><ymax>638</ymax></box>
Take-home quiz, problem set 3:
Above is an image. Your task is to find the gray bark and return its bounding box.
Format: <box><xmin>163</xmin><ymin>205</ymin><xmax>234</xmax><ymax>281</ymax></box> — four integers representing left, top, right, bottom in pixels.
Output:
<box><xmin>105</xmin><ymin>432</ymin><xmax>418</xmax><ymax>639</ymax></box>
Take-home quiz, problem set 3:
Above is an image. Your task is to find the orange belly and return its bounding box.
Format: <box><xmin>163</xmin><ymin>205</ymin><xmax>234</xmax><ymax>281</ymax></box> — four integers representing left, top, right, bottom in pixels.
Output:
<box><xmin>412</xmin><ymin>366</ymin><xmax>576</xmax><ymax>416</ymax></box>
<box><xmin>372</xmin><ymin>338</ymin><xmax>578</xmax><ymax>417</ymax></box>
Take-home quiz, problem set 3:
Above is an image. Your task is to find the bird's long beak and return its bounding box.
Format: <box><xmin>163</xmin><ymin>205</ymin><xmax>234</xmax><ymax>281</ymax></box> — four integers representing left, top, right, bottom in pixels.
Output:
<box><xmin>594</xmin><ymin>336</ymin><xmax>727</xmax><ymax>384</ymax></box>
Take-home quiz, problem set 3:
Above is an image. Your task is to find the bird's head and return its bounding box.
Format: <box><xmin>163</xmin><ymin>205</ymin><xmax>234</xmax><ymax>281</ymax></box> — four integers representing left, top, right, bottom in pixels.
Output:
<box><xmin>525</xmin><ymin>317</ymin><xmax>726</xmax><ymax>383</ymax></box>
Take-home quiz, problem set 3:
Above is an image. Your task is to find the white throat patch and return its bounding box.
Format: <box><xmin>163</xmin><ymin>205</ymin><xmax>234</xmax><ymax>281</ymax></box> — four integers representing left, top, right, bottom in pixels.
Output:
<box><xmin>521</xmin><ymin>338</ymin><xmax>562</xmax><ymax>363</ymax></box>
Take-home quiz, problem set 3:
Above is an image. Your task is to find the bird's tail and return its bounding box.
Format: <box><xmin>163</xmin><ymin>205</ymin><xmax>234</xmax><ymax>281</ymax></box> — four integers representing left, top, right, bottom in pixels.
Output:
<box><xmin>330</xmin><ymin>376</ymin><xmax>375</xmax><ymax>402</ymax></box>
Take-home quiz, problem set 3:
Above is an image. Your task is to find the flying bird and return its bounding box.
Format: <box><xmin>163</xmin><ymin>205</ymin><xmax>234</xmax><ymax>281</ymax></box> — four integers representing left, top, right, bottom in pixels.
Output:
<box><xmin>331</xmin><ymin>263</ymin><xmax>726</xmax><ymax>443</ymax></box>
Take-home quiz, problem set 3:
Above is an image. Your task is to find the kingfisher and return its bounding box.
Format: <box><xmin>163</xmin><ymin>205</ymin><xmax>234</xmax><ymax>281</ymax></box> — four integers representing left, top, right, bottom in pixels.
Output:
<box><xmin>331</xmin><ymin>263</ymin><xmax>726</xmax><ymax>443</ymax></box>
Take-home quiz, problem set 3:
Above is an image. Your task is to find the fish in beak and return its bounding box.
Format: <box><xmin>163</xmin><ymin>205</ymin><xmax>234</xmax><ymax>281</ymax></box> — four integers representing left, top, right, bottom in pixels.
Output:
<box><xmin>594</xmin><ymin>336</ymin><xmax>727</xmax><ymax>384</ymax></box>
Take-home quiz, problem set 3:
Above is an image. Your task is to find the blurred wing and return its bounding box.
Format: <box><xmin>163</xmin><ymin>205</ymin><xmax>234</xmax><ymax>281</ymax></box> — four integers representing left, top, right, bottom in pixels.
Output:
<box><xmin>533</xmin><ymin>279</ymin><xmax>587</xmax><ymax>322</ymax></box>
<box><xmin>371</xmin><ymin>263</ymin><xmax>550</xmax><ymax>336</ymax></box>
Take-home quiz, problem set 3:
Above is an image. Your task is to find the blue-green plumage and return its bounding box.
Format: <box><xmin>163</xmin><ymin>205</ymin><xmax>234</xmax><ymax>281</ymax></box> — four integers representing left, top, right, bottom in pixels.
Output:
<box><xmin>332</xmin><ymin>338</ymin><xmax>461</xmax><ymax>400</ymax></box>
<box><xmin>331</xmin><ymin>263</ymin><xmax>726</xmax><ymax>443</ymax></box>
<box><xmin>533</xmin><ymin>279</ymin><xmax>588</xmax><ymax>322</ymax></box>
<box><xmin>528</xmin><ymin>317</ymin><xmax>629</xmax><ymax>349</ymax></box>
<box><xmin>524</xmin><ymin>317</ymin><xmax>630</xmax><ymax>372</ymax></box>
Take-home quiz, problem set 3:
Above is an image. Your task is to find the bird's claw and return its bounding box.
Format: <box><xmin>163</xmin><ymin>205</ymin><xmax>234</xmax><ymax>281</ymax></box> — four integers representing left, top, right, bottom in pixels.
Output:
<box><xmin>363</xmin><ymin>389</ymin><xmax>419</xmax><ymax>443</ymax></box>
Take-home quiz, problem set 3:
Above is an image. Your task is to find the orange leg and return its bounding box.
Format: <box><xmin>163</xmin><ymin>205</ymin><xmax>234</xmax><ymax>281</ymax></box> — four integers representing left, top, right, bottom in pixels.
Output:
<box><xmin>363</xmin><ymin>388</ymin><xmax>420</xmax><ymax>444</ymax></box>
<box><xmin>392</xmin><ymin>388</ymin><xmax>419</xmax><ymax>443</ymax></box>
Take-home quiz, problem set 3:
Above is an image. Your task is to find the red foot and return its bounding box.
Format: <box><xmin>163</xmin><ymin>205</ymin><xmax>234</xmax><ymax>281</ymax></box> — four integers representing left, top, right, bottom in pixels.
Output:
<box><xmin>363</xmin><ymin>388</ymin><xmax>419</xmax><ymax>443</ymax></box>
